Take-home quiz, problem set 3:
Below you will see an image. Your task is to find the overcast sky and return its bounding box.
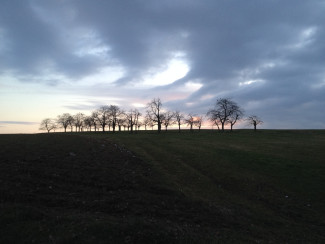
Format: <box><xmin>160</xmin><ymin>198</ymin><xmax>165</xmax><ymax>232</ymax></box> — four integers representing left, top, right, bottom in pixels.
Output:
<box><xmin>1</xmin><ymin>0</ymin><xmax>325</xmax><ymax>133</ymax></box>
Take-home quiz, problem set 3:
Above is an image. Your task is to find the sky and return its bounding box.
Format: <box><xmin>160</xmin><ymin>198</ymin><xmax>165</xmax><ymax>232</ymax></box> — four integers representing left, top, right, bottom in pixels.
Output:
<box><xmin>1</xmin><ymin>0</ymin><xmax>325</xmax><ymax>133</ymax></box>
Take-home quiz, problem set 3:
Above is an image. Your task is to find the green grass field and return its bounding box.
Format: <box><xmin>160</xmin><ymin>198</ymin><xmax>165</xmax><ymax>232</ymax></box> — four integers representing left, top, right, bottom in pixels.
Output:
<box><xmin>1</xmin><ymin>130</ymin><xmax>324</xmax><ymax>243</ymax></box>
<box><xmin>89</xmin><ymin>129</ymin><xmax>325</xmax><ymax>241</ymax></box>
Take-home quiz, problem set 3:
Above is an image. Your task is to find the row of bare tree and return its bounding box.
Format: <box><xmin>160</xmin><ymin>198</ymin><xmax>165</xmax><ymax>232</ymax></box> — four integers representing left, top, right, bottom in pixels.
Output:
<box><xmin>207</xmin><ymin>98</ymin><xmax>263</xmax><ymax>132</ymax></box>
<box><xmin>40</xmin><ymin>98</ymin><xmax>263</xmax><ymax>133</ymax></box>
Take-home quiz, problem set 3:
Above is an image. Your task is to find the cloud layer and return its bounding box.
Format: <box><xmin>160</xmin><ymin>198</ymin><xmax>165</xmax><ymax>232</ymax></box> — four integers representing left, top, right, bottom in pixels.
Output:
<box><xmin>1</xmin><ymin>0</ymin><xmax>325</xmax><ymax>129</ymax></box>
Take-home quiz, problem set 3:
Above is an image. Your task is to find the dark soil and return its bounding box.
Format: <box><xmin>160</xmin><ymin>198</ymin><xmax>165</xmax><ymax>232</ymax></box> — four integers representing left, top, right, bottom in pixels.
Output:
<box><xmin>0</xmin><ymin>134</ymin><xmax>234</xmax><ymax>243</ymax></box>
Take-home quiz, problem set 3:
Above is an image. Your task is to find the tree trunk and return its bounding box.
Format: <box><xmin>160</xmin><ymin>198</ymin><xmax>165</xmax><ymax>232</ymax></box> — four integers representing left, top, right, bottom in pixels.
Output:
<box><xmin>216</xmin><ymin>123</ymin><xmax>220</xmax><ymax>131</ymax></box>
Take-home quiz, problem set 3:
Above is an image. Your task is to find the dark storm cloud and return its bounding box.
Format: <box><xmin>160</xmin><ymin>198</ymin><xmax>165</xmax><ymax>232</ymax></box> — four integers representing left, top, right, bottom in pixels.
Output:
<box><xmin>1</xmin><ymin>0</ymin><xmax>325</xmax><ymax>128</ymax></box>
<box><xmin>0</xmin><ymin>0</ymin><xmax>111</xmax><ymax>78</ymax></box>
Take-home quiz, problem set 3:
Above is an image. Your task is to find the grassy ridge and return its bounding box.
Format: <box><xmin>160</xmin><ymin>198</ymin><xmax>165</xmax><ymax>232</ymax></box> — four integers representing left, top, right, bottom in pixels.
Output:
<box><xmin>89</xmin><ymin>129</ymin><xmax>325</xmax><ymax>241</ymax></box>
<box><xmin>0</xmin><ymin>130</ymin><xmax>324</xmax><ymax>243</ymax></box>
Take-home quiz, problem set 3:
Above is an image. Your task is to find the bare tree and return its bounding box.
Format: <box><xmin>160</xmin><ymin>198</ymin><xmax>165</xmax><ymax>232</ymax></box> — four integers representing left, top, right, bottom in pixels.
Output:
<box><xmin>137</xmin><ymin>121</ymin><xmax>142</xmax><ymax>131</ymax></box>
<box><xmin>107</xmin><ymin>119</ymin><xmax>113</xmax><ymax>131</ymax></box>
<box><xmin>126</xmin><ymin>112</ymin><xmax>133</xmax><ymax>132</ymax></box>
<box><xmin>185</xmin><ymin>113</ymin><xmax>196</xmax><ymax>132</ymax></box>
<box><xmin>247</xmin><ymin>115</ymin><xmax>263</xmax><ymax>132</ymax></box>
<box><xmin>149</xmin><ymin>121</ymin><xmax>155</xmax><ymax>130</ymax></box>
<box><xmin>213</xmin><ymin>119</ymin><xmax>222</xmax><ymax>131</ymax></box>
<box><xmin>134</xmin><ymin>110</ymin><xmax>142</xmax><ymax>132</ymax></box>
<box><xmin>73</xmin><ymin>113</ymin><xmax>85</xmax><ymax>132</ymax></box>
<box><xmin>109</xmin><ymin>105</ymin><xmax>122</xmax><ymax>132</ymax></box>
<box><xmin>39</xmin><ymin>118</ymin><xmax>56</xmax><ymax>133</ymax></box>
<box><xmin>161</xmin><ymin>111</ymin><xmax>174</xmax><ymax>131</ymax></box>
<box><xmin>146</xmin><ymin>98</ymin><xmax>163</xmax><ymax>133</ymax></box>
<box><xmin>83</xmin><ymin>116</ymin><xmax>93</xmax><ymax>131</ymax></box>
<box><xmin>57</xmin><ymin>113</ymin><xmax>73</xmax><ymax>132</ymax></box>
<box><xmin>90</xmin><ymin>111</ymin><xmax>99</xmax><ymax>131</ymax></box>
<box><xmin>95</xmin><ymin>106</ymin><xmax>110</xmax><ymax>132</ymax></box>
<box><xmin>174</xmin><ymin>110</ymin><xmax>184</xmax><ymax>133</ymax></box>
<box><xmin>117</xmin><ymin>112</ymin><xmax>127</xmax><ymax>132</ymax></box>
<box><xmin>207</xmin><ymin>98</ymin><xmax>242</xmax><ymax>132</ymax></box>
<box><xmin>195</xmin><ymin>115</ymin><xmax>204</xmax><ymax>131</ymax></box>
<box><xmin>228</xmin><ymin>104</ymin><xmax>244</xmax><ymax>131</ymax></box>
<box><xmin>127</xmin><ymin>109</ymin><xmax>141</xmax><ymax>133</ymax></box>
<box><xmin>68</xmin><ymin>116</ymin><xmax>75</xmax><ymax>132</ymax></box>
<box><xmin>143</xmin><ymin>114</ymin><xmax>152</xmax><ymax>130</ymax></box>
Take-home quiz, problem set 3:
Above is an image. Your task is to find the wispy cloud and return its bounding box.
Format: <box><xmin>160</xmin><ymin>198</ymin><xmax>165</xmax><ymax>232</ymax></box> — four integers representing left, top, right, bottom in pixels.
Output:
<box><xmin>0</xmin><ymin>121</ymin><xmax>38</xmax><ymax>125</ymax></box>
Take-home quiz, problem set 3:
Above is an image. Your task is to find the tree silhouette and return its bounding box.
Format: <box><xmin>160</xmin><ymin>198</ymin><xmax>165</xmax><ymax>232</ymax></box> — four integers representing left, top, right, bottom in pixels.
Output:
<box><xmin>96</xmin><ymin>106</ymin><xmax>110</xmax><ymax>132</ymax></box>
<box><xmin>207</xmin><ymin>98</ymin><xmax>243</xmax><ymax>131</ymax></box>
<box><xmin>90</xmin><ymin>111</ymin><xmax>99</xmax><ymax>131</ymax></box>
<box><xmin>109</xmin><ymin>105</ymin><xmax>122</xmax><ymax>132</ymax></box>
<box><xmin>134</xmin><ymin>110</ymin><xmax>141</xmax><ymax>131</ymax></box>
<box><xmin>185</xmin><ymin>113</ymin><xmax>196</xmax><ymax>132</ymax></box>
<box><xmin>174</xmin><ymin>110</ymin><xmax>184</xmax><ymax>133</ymax></box>
<box><xmin>195</xmin><ymin>115</ymin><xmax>203</xmax><ymax>131</ymax></box>
<box><xmin>146</xmin><ymin>98</ymin><xmax>163</xmax><ymax>133</ymax></box>
<box><xmin>143</xmin><ymin>114</ymin><xmax>152</xmax><ymax>130</ymax></box>
<box><xmin>228</xmin><ymin>104</ymin><xmax>244</xmax><ymax>131</ymax></box>
<box><xmin>39</xmin><ymin>118</ymin><xmax>56</xmax><ymax>133</ymax></box>
<box><xmin>73</xmin><ymin>113</ymin><xmax>85</xmax><ymax>132</ymax></box>
<box><xmin>83</xmin><ymin>116</ymin><xmax>93</xmax><ymax>131</ymax></box>
<box><xmin>57</xmin><ymin>113</ymin><xmax>73</xmax><ymax>132</ymax></box>
<box><xmin>116</xmin><ymin>112</ymin><xmax>127</xmax><ymax>132</ymax></box>
<box><xmin>127</xmin><ymin>109</ymin><xmax>141</xmax><ymax>133</ymax></box>
<box><xmin>247</xmin><ymin>115</ymin><xmax>263</xmax><ymax>131</ymax></box>
<box><xmin>161</xmin><ymin>111</ymin><xmax>174</xmax><ymax>131</ymax></box>
<box><xmin>41</xmin><ymin>96</ymin><xmax>258</xmax><ymax>134</ymax></box>
<box><xmin>68</xmin><ymin>116</ymin><xmax>74</xmax><ymax>132</ymax></box>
